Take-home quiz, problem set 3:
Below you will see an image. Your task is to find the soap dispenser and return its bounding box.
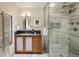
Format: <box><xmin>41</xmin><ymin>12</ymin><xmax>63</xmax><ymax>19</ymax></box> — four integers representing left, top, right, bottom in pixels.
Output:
<box><xmin>32</xmin><ymin>29</ymin><xmax>34</xmax><ymax>34</ymax></box>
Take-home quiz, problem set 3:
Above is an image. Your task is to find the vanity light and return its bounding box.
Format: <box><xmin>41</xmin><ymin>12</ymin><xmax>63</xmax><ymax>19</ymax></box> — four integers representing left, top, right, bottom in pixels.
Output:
<box><xmin>49</xmin><ymin>3</ymin><xmax>55</xmax><ymax>7</ymax></box>
<box><xmin>21</xmin><ymin>12</ymin><xmax>31</xmax><ymax>17</ymax></box>
<box><xmin>26</xmin><ymin>12</ymin><xmax>31</xmax><ymax>17</ymax></box>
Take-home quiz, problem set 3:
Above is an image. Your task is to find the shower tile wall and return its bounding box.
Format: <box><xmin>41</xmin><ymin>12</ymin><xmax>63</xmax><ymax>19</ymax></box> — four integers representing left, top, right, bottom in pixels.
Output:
<box><xmin>48</xmin><ymin>3</ymin><xmax>69</xmax><ymax>57</ymax></box>
<box><xmin>69</xmin><ymin>3</ymin><xmax>79</xmax><ymax>55</ymax></box>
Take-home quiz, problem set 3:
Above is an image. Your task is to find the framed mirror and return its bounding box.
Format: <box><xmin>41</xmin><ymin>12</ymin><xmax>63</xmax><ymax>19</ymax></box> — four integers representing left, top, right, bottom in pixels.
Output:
<box><xmin>34</xmin><ymin>19</ymin><xmax>41</xmax><ymax>26</ymax></box>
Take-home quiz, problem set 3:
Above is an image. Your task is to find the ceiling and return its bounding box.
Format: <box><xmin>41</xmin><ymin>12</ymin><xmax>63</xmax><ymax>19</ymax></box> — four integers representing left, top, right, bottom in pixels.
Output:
<box><xmin>14</xmin><ymin>2</ymin><xmax>46</xmax><ymax>8</ymax></box>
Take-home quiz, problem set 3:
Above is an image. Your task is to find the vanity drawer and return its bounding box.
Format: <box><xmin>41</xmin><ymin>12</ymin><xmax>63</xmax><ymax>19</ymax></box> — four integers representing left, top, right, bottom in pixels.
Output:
<box><xmin>32</xmin><ymin>42</ymin><xmax>42</xmax><ymax>46</ymax></box>
<box><xmin>32</xmin><ymin>46</ymin><xmax>42</xmax><ymax>52</ymax></box>
<box><xmin>32</xmin><ymin>36</ymin><xmax>41</xmax><ymax>40</ymax></box>
<box><xmin>32</xmin><ymin>36</ymin><xmax>42</xmax><ymax>46</ymax></box>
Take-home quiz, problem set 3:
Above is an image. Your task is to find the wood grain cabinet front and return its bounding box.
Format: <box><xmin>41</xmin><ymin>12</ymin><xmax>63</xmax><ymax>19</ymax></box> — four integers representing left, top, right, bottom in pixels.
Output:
<box><xmin>32</xmin><ymin>36</ymin><xmax>42</xmax><ymax>53</ymax></box>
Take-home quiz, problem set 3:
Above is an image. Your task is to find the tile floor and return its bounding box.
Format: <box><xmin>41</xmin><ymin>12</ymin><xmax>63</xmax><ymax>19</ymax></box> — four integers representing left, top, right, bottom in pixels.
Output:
<box><xmin>13</xmin><ymin>51</ymin><xmax>79</xmax><ymax>57</ymax></box>
<box><xmin>69</xmin><ymin>50</ymin><xmax>79</xmax><ymax>57</ymax></box>
<box><xmin>2</xmin><ymin>47</ymin><xmax>79</xmax><ymax>57</ymax></box>
<box><xmin>13</xmin><ymin>53</ymin><xmax>48</xmax><ymax>57</ymax></box>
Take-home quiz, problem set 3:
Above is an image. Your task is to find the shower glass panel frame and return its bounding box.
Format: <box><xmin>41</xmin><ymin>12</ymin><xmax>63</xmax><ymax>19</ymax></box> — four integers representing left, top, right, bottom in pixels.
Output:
<box><xmin>44</xmin><ymin>2</ymin><xmax>49</xmax><ymax>54</ymax></box>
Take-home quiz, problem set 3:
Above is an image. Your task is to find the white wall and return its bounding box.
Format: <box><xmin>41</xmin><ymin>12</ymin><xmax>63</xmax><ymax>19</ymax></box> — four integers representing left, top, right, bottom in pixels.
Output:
<box><xmin>0</xmin><ymin>2</ymin><xmax>19</xmax><ymax>31</ymax></box>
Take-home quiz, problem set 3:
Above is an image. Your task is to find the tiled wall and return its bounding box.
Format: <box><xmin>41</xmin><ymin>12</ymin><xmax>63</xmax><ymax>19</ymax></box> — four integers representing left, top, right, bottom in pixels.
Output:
<box><xmin>69</xmin><ymin>3</ymin><xmax>79</xmax><ymax>54</ymax></box>
<box><xmin>48</xmin><ymin>3</ymin><xmax>69</xmax><ymax>57</ymax></box>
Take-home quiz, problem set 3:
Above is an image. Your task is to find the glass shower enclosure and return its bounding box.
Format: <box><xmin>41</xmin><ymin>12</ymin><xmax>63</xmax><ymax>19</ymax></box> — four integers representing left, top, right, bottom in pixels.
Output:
<box><xmin>44</xmin><ymin>2</ymin><xmax>69</xmax><ymax>57</ymax></box>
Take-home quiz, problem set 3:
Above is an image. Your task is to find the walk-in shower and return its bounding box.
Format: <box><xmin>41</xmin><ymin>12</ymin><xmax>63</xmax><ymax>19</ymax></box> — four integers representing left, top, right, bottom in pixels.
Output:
<box><xmin>44</xmin><ymin>2</ymin><xmax>79</xmax><ymax>57</ymax></box>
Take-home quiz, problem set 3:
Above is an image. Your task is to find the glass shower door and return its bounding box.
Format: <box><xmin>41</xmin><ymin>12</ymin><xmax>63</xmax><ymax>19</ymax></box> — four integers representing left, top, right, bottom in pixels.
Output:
<box><xmin>44</xmin><ymin>3</ymin><xmax>49</xmax><ymax>54</ymax></box>
<box><xmin>48</xmin><ymin>2</ymin><xmax>69</xmax><ymax>57</ymax></box>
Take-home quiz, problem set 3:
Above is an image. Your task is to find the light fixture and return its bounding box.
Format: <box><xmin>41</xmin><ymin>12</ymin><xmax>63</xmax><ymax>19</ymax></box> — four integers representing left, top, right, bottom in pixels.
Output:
<box><xmin>26</xmin><ymin>12</ymin><xmax>31</xmax><ymax>17</ymax></box>
<box><xmin>21</xmin><ymin>12</ymin><xmax>31</xmax><ymax>17</ymax></box>
<box><xmin>49</xmin><ymin>3</ymin><xmax>55</xmax><ymax>7</ymax></box>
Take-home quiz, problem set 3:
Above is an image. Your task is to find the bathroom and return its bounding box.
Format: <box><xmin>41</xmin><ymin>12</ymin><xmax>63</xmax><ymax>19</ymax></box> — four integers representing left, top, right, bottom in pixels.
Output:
<box><xmin>0</xmin><ymin>2</ymin><xmax>79</xmax><ymax>57</ymax></box>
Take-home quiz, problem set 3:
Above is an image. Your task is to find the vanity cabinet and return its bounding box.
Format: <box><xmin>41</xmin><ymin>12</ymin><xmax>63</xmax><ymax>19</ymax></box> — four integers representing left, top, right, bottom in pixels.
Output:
<box><xmin>32</xmin><ymin>36</ymin><xmax>42</xmax><ymax>52</ymax></box>
<box><xmin>15</xmin><ymin>35</ymin><xmax>43</xmax><ymax>54</ymax></box>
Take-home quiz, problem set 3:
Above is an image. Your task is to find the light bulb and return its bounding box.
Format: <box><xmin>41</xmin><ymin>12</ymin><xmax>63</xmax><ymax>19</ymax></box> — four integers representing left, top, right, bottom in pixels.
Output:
<box><xmin>26</xmin><ymin>12</ymin><xmax>31</xmax><ymax>16</ymax></box>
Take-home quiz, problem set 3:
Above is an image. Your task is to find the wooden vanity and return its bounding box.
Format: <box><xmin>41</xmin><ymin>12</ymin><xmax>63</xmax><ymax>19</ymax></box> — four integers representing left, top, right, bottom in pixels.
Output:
<box><xmin>15</xmin><ymin>31</ymin><xmax>43</xmax><ymax>54</ymax></box>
